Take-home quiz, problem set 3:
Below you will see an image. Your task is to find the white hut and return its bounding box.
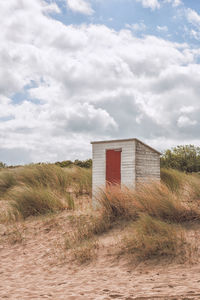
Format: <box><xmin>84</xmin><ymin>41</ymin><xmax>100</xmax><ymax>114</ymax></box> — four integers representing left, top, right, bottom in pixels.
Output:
<box><xmin>91</xmin><ymin>138</ymin><xmax>161</xmax><ymax>203</ymax></box>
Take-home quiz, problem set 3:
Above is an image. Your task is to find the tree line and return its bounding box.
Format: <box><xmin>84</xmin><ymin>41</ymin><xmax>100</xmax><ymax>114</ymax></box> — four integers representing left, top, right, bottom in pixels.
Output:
<box><xmin>161</xmin><ymin>145</ymin><xmax>200</xmax><ymax>173</ymax></box>
<box><xmin>1</xmin><ymin>145</ymin><xmax>200</xmax><ymax>173</ymax></box>
<box><xmin>0</xmin><ymin>159</ymin><xmax>92</xmax><ymax>169</ymax></box>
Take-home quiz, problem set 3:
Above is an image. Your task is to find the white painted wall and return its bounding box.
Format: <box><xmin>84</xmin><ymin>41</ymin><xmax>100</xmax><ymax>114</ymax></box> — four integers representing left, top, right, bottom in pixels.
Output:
<box><xmin>92</xmin><ymin>140</ymin><xmax>136</xmax><ymax>205</ymax></box>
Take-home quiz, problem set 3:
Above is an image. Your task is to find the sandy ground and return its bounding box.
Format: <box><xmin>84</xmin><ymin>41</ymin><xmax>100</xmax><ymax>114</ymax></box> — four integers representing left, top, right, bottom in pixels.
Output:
<box><xmin>1</xmin><ymin>213</ymin><xmax>200</xmax><ymax>300</ymax></box>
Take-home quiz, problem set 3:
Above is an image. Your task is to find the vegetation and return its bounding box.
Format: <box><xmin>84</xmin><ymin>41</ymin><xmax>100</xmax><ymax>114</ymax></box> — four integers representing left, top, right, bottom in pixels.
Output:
<box><xmin>121</xmin><ymin>215</ymin><xmax>186</xmax><ymax>261</ymax></box>
<box><xmin>0</xmin><ymin>164</ymin><xmax>91</xmax><ymax>222</ymax></box>
<box><xmin>161</xmin><ymin>145</ymin><xmax>200</xmax><ymax>173</ymax></box>
<box><xmin>96</xmin><ymin>171</ymin><xmax>200</xmax><ymax>262</ymax></box>
<box><xmin>97</xmin><ymin>181</ymin><xmax>200</xmax><ymax>224</ymax></box>
<box><xmin>55</xmin><ymin>159</ymin><xmax>92</xmax><ymax>169</ymax></box>
<box><xmin>0</xmin><ymin>158</ymin><xmax>200</xmax><ymax>264</ymax></box>
<box><xmin>71</xmin><ymin>239</ymin><xmax>98</xmax><ymax>264</ymax></box>
<box><xmin>0</xmin><ymin>162</ymin><xmax>6</xmax><ymax>168</ymax></box>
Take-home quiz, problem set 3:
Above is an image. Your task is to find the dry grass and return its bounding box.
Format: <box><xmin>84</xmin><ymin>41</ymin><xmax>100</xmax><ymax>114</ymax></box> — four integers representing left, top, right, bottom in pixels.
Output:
<box><xmin>0</xmin><ymin>171</ymin><xmax>17</xmax><ymax>198</ymax></box>
<box><xmin>65</xmin><ymin>213</ymin><xmax>111</xmax><ymax>250</ymax></box>
<box><xmin>132</xmin><ymin>182</ymin><xmax>200</xmax><ymax>222</ymax></box>
<box><xmin>97</xmin><ymin>182</ymin><xmax>200</xmax><ymax>224</ymax></box>
<box><xmin>71</xmin><ymin>239</ymin><xmax>99</xmax><ymax>264</ymax></box>
<box><xmin>96</xmin><ymin>178</ymin><xmax>200</xmax><ymax>263</ymax></box>
<box><xmin>0</xmin><ymin>164</ymin><xmax>92</xmax><ymax>222</ymax></box>
<box><xmin>10</xmin><ymin>187</ymin><xmax>67</xmax><ymax>219</ymax></box>
<box><xmin>121</xmin><ymin>214</ymin><xmax>187</xmax><ymax>261</ymax></box>
<box><xmin>1</xmin><ymin>165</ymin><xmax>200</xmax><ymax>264</ymax></box>
<box><xmin>161</xmin><ymin>168</ymin><xmax>186</xmax><ymax>193</ymax></box>
<box><xmin>65</xmin><ymin>167</ymin><xmax>92</xmax><ymax>197</ymax></box>
<box><xmin>97</xmin><ymin>185</ymin><xmax>137</xmax><ymax>221</ymax></box>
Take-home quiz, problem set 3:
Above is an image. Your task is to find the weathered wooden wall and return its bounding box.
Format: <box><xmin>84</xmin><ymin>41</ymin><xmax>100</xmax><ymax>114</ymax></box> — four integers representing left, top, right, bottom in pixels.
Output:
<box><xmin>135</xmin><ymin>140</ymin><xmax>160</xmax><ymax>183</ymax></box>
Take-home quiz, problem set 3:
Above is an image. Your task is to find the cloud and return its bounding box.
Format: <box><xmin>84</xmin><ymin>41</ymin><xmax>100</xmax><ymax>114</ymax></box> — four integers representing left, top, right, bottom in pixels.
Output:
<box><xmin>173</xmin><ymin>0</ymin><xmax>182</xmax><ymax>7</ymax></box>
<box><xmin>157</xmin><ymin>25</ymin><xmax>168</xmax><ymax>32</ymax></box>
<box><xmin>186</xmin><ymin>8</ymin><xmax>200</xmax><ymax>27</ymax></box>
<box><xmin>126</xmin><ymin>22</ymin><xmax>147</xmax><ymax>32</ymax></box>
<box><xmin>177</xmin><ymin>116</ymin><xmax>197</xmax><ymax>128</ymax></box>
<box><xmin>66</xmin><ymin>0</ymin><xmax>94</xmax><ymax>15</ymax></box>
<box><xmin>137</xmin><ymin>0</ymin><xmax>182</xmax><ymax>10</ymax></box>
<box><xmin>180</xmin><ymin>106</ymin><xmax>195</xmax><ymax>114</ymax></box>
<box><xmin>165</xmin><ymin>0</ymin><xmax>182</xmax><ymax>7</ymax></box>
<box><xmin>0</xmin><ymin>0</ymin><xmax>200</xmax><ymax>164</ymax></box>
<box><xmin>136</xmin><ymin>0</ymin><xmax>160</xmax><ymax>10</ymax></box>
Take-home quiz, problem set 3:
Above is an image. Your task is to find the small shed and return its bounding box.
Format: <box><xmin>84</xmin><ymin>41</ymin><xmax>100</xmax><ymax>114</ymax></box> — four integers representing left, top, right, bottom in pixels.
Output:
<box><xmin>91</xmin><ymin>138</ymin><xmax>161</xmax><ymax>203</ymax></box>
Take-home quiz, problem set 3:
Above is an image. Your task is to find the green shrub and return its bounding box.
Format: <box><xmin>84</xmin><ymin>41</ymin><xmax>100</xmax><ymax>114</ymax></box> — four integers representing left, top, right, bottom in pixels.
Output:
<box><xmin>161</xmin><ymin>145</ymin><xmax>200</xmax><ymax>173</ymax></box>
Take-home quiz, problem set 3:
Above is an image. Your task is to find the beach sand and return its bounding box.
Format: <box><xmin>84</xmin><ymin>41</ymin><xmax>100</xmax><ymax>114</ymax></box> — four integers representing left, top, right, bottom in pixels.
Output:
<box><xmin>1</xmin><ymin>213</ymin><xmax>200</xmax><ymax>300</ymax></box>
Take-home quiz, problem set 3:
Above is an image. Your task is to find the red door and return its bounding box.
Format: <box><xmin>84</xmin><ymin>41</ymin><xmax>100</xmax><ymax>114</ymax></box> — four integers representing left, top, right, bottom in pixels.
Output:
<box><xmin>106</xmin><ymin>149</ymin><xmax>121</xmax><ymax>186</ymax></box>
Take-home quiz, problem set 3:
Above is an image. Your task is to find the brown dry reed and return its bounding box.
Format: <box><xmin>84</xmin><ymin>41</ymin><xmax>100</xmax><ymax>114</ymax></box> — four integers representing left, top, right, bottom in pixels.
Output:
<box><xmin>97</xmin><ymin>182</ymin><xmax>200</xmax><ymax>224</ymax></box>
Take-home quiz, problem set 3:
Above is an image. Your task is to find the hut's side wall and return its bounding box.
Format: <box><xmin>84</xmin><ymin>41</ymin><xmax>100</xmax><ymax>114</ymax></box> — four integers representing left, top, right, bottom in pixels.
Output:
<box><xmin>92</xmin><ymin>140</ymin><xmax>136</xmax><ymax>205</ymax></box>
<box><xmin>135</xmin><ymin>141</ymin><xmax>160</xmax><ymax>183</ymax></box>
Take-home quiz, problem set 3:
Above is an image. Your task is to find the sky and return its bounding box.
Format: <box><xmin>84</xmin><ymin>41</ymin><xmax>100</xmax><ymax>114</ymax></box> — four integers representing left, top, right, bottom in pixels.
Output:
<box><xmin>0</xmin><ymin>0</ymin><xmax>200</xmax><ymax>165</ymax></box>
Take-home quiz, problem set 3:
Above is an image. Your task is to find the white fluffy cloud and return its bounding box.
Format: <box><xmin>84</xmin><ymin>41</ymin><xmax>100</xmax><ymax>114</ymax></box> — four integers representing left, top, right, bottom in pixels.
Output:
<box><xmin>0</xmin><ymin>0</ymin><xmax>200</xmax><ymax>164</ymax></box>
<box><xmin>136</xmin><ymin>0</ymin><xmax>160</xmax><ymax>10</ymax></box>
<box><xmin>66</xmin><ymin>0</ymin><xmax>94</xmax><ymax>15</ymax></box>
<box><xmin>137</xmin><ymin>0</ymin><xmax>182</xmax><ymax>10</ymax></box>
<box><xmin>165</xmin><ymin>0</ymin><xmax>182</xmax><ymax>7</ymax></box>
<box><xmin>186</xmin><ymin>8</ymin><xmax>200</xmax><ymax>27</ymax></box>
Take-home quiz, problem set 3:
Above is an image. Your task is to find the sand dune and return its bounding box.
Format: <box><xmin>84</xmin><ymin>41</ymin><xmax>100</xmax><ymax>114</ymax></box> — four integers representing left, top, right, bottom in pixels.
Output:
<box><xmin>1</xmin><ymin>212</ymin><xmax>200</xmax><ymax>300</ymax></box>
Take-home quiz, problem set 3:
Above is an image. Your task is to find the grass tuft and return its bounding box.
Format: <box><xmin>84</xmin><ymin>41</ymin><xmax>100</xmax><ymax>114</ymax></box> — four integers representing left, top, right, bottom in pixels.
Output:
<box><xmin>161</xmin><ymin>168</ymin><xmax>186</xmax><ymax>193</ymax></box>
<box><xmin>71</xmin><ymin>239</ymin><xmax>99</xmax><ymax>264</ymax></box>
<box><xmin>0</xmin><ymin>171</ymin><xmax>17</xmax><ymax>197</ymax></box>
<box><xmin>97</xmin><ymin>182</ymin><xmax>200</xmax><ymax>224</ymax></box>
<box><xmin>10</xmin><ymin>187</ymin><xmax>66</xmax><ymax>219</ymax></box>
<box><xmin>121</xmin><ymin>214</ymin><xmax>187</xmax><ymax>261</ymax></box>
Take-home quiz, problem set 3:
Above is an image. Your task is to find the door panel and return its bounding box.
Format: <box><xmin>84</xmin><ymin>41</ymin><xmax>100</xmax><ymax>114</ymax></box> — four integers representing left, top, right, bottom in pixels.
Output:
<box><xmin>106</xmin><ymin>149</ymin><xmax>121</xmax><ymax>185</ymax></box>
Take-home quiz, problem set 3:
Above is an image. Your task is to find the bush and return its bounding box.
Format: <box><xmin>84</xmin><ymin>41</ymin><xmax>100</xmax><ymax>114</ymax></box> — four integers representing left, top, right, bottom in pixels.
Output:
<box><xmin>161</xmin><ymin>145</ymin><xmax>200</xmax><ymax>173</ymax></box>
<box><xmin>55</xmin><ymin>160</ymin><xmax>73</xmax><ymax>168</ymax></box>
<box><xmin>121</xmin><ymin>215</ymin><xmax>187</xmax><ymax>261</ymax></box>
<box><xmin>0</xmin><ymin>162</ymin><xmax>6</xmax><ymax>168</ymax></box>
<box><xmin>74</xmin><ymin>159</ymin><xmax>92</xmax><ymax>169</ymax></box>
<box><xmin>55</xmin><ymin>159</ymin><xmax>92</xmax><ymax>169</ymax></box>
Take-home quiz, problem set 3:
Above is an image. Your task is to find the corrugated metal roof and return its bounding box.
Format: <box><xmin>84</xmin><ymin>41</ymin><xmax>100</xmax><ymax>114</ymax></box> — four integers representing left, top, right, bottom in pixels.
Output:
<box><xmin>90</xmin><ymin>138</ymin><xmax>161</xmax><ymax>155</ymax></box>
